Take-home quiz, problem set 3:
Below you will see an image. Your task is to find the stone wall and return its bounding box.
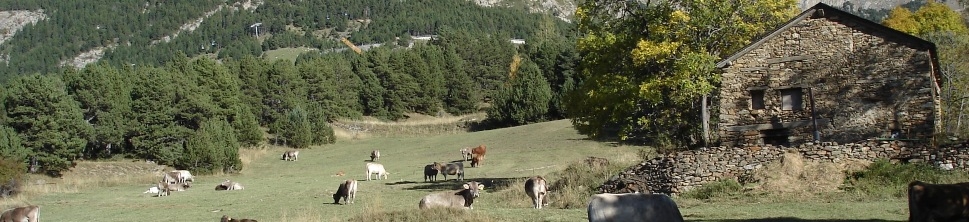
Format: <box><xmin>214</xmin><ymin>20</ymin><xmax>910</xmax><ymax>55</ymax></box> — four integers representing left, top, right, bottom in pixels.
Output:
<box><xmin>717</xmin><ymin>14</ymin><xmax>940</xmax><ymax>147</ymax></box>
<box><xmin>599</xmin><ymin>140</ymin><xmax>969</xmax><ymax>194</ymax></box>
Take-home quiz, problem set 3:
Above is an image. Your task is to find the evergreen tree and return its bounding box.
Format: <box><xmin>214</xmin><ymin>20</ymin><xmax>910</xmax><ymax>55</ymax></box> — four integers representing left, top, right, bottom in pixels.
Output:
<box><xmin>4</xmin><ymin>75</ymin><xmax>92</xmax><ymax>175</ymax></box>
<box><xmin>442</xmin><ymin>47</ymin><xmax>479</xmax><ymax>114</ymax></box>
<box><xmin>282</xmin><ymin>107</ymin><xmax>313</xmax><ymax>148</ymax></box>
<box><xmin>487</xmin><ymin>59</ymin><xmax>552</xmax><ymax>126</ymax></box>
<box><xmin>0</xmin><ymin>126</ymin><xmax>28</xmax><ymax>164</ymax></box>
<box><xmin>63</xmin><ymin>64</ymin><xmax>133</xmax><ymax>158</ymax></box>
<box><xmin>129</xmin><ymin>67</ymin><xmax>192</xmax><ymax>166</ymax></box>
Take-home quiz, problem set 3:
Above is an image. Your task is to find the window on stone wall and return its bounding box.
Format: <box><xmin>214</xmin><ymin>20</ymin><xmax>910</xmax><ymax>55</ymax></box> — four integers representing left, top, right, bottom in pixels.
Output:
<box><xmin>750</xmin><ymin>90</ymin><xmax>765</xmax><ymax>110</ymax></box>
<box><xmin>761</xmin><ymin>128</ymin><xmax>790</xmax><ymax>147</ymax></box>
<box><xmin>780</xmin><ymin>88</ymin><xmax>803</xmax><ymax>110</ymax></box>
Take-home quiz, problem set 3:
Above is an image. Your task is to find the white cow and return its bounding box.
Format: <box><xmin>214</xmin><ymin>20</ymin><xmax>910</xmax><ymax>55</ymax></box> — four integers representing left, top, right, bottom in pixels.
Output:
<box><xmin>216</xmin><ymin>179</ymin><xmax>244</xmax><ymax>191</ymax></box>
<box><xmin>282</xmin><ymin>150</ymin><xmax>299</xmax><ymax>161</ymax></box>
<box><xmin>144</xmin><ymin>186</ymin><xmax>160</xmax><ymax>194</ymax></box>
<box><xmin>170</xmin><ymin>170</ymin><xmax>194</xmax><ymax>184</ymax></box>
<box><xmin>587</xmin><ymin>193</ymin><xmax>684</xmax><ymax>222</ymax></box>
<box><xmin>525</xmin><ymin>176</ymin><xmax>549</xmax><ymax>209</ymax></box>
<box><xmin>333</xmin><ymin>179</ymin><xmax>358</xmax><ymax>204</ymax></box>
<box><xmin>370</xmin><ymin>150</ymin><xmax>380</xmax><ymax>162</ymax></box>
<box><xmin>366</xmin><ymin>163</ymin><xmax>389</xmax><ymax>181</ymax></box>
<box><xmin>0</xmin><ymin>205</ymin><xmax>39</xmax><ymax>222</ymax></box>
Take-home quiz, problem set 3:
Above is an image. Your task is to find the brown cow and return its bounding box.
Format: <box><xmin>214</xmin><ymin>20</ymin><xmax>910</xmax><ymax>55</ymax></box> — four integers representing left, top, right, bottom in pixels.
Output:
<box><xmin>908</xmin><ymin>180</ymin><xmax>969</xmax><ymax>222</ymax></box>
<box><xmin>470</xmin><ymin>145</ymin><xmax>486</xmax><ymax>167</ymax></box>
<box><xmin>221</xmin><ymin>215</ymin><xmax>258</xmax><ymax>222</ymax></box>
<box><xmin>333</xmin><ymin>179</ymin><xmax>358</xmax><ymax>204</ymax></box>
<box><xmin>419</xmin><ymin>181</ymin><xmax>486</xmax><ymax>209</ymax></box>
<box><xmin>525</xmin><ymin>176</ymin><xmax>549</xmax><ymax>209</ymax></box>
<box><xmin>0</xmin><ymin>205</ymin><xmax>39</xmax><ymax>222</ymax></box>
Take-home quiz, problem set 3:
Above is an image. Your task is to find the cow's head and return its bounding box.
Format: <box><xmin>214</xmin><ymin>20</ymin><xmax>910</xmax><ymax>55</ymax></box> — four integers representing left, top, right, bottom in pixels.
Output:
<box><xmin>463</xmin><ymin>181</ymin><xmax>485</xmax><ymax>198</ymax></box>
<box><xmin>332</xmin><ymin>193</ymin><xmax>342</xmax><ymax>204</ymax></box>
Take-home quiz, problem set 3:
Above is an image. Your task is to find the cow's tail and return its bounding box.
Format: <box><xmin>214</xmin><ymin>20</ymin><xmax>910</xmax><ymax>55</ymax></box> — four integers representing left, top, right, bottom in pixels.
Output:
<box><xmin>908</xmin><ymin>180</ymin><xmax>925</xmax><ymax>222</ymax></box>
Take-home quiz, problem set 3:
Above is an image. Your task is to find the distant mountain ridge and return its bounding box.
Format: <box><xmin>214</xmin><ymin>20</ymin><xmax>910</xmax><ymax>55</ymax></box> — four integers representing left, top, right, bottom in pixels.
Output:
<box><xmin>799</xmin><ymin>0</ymin><xmax>964</xmax><ymax>11</ymax></box>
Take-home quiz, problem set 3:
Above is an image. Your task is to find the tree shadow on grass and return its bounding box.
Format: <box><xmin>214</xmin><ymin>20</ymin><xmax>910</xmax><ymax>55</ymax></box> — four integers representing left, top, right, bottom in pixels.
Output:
<box><xmin>688</xmin><ymin>218</ymin><xmax>902</xmax><ymax>222</ymax></box>
<box><xmin>399</xmin><ymin>177</ymin><xmax>525</xmax><ymax>192</ymax></box>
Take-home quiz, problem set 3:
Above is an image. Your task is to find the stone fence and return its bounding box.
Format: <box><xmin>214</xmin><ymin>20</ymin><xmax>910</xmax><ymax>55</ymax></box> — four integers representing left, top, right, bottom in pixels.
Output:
<box><xmin>599</xmin><ymin>140</ymin><xmax>969</xmax><ymax>194</ymax></box>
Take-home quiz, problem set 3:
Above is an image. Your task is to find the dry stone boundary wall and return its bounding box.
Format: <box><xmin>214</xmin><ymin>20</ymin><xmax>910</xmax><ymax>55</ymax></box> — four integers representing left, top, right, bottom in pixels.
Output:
<box><xmin>599</xmin><ymin>140</ymin><xmax>969</xmax><ymax>194</ymax></box>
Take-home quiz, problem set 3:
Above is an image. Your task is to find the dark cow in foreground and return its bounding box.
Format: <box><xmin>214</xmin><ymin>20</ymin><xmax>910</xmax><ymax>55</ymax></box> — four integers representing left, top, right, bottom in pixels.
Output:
<box><xmin>419</xmin><ymin>181</ymin><xmax>485</xmax><ymax>209</ymax></box>
<box><xmin>0</xmin><ymin>205</ymin><xmax>39</xmax><ymax>222</ymax></box>
<box><xmin>440</xmin><ymin>162</ymin><xmax>465</xmax><ymax>181</ymax></box>
<box><xmin>470</xmin><ymin>145</ymin><xmax>486</xmax><ymax>167</ymax></box>
<box><xmin>587</xmin><ymin>193</ymin><xmax>684</xmax><ymax>222</ymax></box>
<box><xmin>333</xmin><ymin>179</ymin><xmax>358</xmax><ymax>204</ymax></box>
<box><xmin>424</xmin><ymin>162</ymin><xmax>442</xmax><ymax>182</ymax></box>
<box><xmin>221</xmin><ymin>215</ymin><xmax>258</xmax><ymax>222</ymax></box>
<box><xmin>525</xmin><ymin>176</ymin><xmax>549</xmax><ymax>209</ymax></box>
<box><xmin>908</xmin><ymin>180</ymin><xmax>969</xmax><ymax>222</ymax></box>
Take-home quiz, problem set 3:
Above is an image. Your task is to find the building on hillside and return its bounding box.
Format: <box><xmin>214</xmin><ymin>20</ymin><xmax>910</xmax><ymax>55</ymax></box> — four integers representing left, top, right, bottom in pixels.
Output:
<box><xmin>715</xmin><ymin>3</ymin><xmax>942</xmax><ymax>147</ymax></box>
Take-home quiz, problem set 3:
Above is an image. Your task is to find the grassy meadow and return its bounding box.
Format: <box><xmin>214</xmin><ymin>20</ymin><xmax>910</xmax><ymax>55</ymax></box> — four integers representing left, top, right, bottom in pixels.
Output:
<box><xmin>0</xmin><ymin>119</ymin><xmax>913</xmax><ymax>222</ymax></box>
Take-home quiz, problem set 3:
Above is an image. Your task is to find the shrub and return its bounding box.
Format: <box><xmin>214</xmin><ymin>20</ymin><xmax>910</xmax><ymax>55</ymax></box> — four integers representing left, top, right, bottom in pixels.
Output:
<box><xmin>0</xmin><ymin>156</ymin><xmax>26</xmax><ymax>198</ymax></box>
<box><xmin>844</xmin><ymin>159</ymin><xmax>968</xmax><ymax>198</ymax></box>
<box><xmin>548</xmin><ymin>158</ymin><xmax>627</xmax><ymax>209</ymax></box>
<box><xmin>680</xmin><ymin>178</ymin><xmax>743</xmax><ymax>200</ymax></box>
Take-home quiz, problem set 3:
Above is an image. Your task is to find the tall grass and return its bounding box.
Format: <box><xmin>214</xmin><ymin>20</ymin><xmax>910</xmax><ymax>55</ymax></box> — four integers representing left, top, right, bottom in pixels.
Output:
<box><xmin>680</xmin><ymin>179</ymin><xmax>744</xmax><ymax>200</ymax></box>
<box><xmin>844</xmin><ymin>159</ymin><xmax>969</xmax><ymax>199</ymax></box>
<box><xmin>347</xmin><ymin>207</ymin><xmax>497</xmax><ymax>222</ymax></box>
<box><xmin>548</xmin><ymin>158</ymin><xmax>630</xmax><ymax>209</ymax></box>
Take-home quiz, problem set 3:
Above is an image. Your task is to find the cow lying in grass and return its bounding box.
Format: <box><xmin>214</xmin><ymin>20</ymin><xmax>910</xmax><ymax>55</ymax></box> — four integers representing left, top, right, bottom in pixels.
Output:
<box><xmin>215</xmin><ymin>180</ymin><xmax>244</xmax><ymax>191</ymax></box>
<box><xmin>0</xmin><ymin>205</ymin><xmax>39</xmax><ymax>222</ymax></box>
<box><xmin>419</xmin><ymin>181</ymin><xmax>485</xmax><ymax>209</ymax></box>
<box><xmin>221</xmin><ymin>215</ymin><xmax>258</xmax><ymax>222</ymax></box>
<box><xmin>333</xmin><ymin>179</ymin><xmax>358</xmax><ymax>205</ymax></box>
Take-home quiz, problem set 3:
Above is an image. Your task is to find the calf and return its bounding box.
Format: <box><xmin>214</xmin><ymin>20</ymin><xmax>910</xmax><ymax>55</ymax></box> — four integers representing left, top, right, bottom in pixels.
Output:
<box><xmin>215</xmin><ymin>179</ymin><xmax>244</xmax><ymax>191</ymax></box>
<box><xmin>470</xmin><ymin>145</ymin><xmax>486</xmax><ymax>167</ymax></box>
<box><xmin>370</xmin><ymin>150</ymin><xmax>380</xmax><ymax>162</ymax></box>
<box><xmin>366</xmin><ymin>163</ymin><xmax>388</xmax><ymax>181</ymax></box>
<box><xmin>460</xmin><ymin>147</ymin><xmax>472</xmax><ymax>161</ymax></box>
<box><xmin>156</xmin><ymin>182</ymin><xmax>172</xmax><ymax>197</ymax></box>
<box><xmin>418</xmin><ymin>181</ymin><xmax>485</xmax><ymax>209</ymax></box>
<box><xmin>221</xmin><ymin>215</ymin><xmax>258</xmax><ymax>222</ymax></box>
<box><xmin>161</xmin><ymin>171</ymin><xmax>179</xmax><ymax>184</ymax></box>
<box><xmin>0</xmin><ymin>205</ymin><xmax>39</xmax><ymax>222</ymax></box>
<box><xmin>424</xmin><ymin>162</ymin><xmax>442</xmax><ymax>182</ymax></box>
<box><xmin>525</xmin><ymin>176</ymin><xmax>549</xmax><ymax>209</ymax></box>
<box><xmin>440</xmin><ymin>162</ymin><xmax>465</xmax><ymax>181</ymax></box>
<box><xmin>333</xmin><ymin>179</ymin><xmax>358</xmax><ymax>204</ymax></box>
<box><xmin>282</xmin><ymin>150</ymin><xmax>299</xmax><ymax>161</ymax></box>
<box><xmin>587</xmin><ymin>193</ymin><xmax>684</xmax><ymax>222</ymax></box>
<box><xmin>908</xmin><ymin>180</ymin><xmax>969</xmax><ymax>222</ymax></box>
<box><xmin>144</xmin><ymin>186</ymin><xmax>159</xmax><ymax>194</ymax></box>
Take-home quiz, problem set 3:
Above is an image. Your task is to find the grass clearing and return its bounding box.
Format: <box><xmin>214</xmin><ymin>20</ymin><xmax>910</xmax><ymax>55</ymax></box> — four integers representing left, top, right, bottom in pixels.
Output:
<box><xmin>8</xmin><ymin>119</ymin><xmax>931</xmax><ymax>221</ymax></box>
<box><xmin>263</xmin><ymin>47</ymin><xmax>317</xmax><ymax>63</ymax></box>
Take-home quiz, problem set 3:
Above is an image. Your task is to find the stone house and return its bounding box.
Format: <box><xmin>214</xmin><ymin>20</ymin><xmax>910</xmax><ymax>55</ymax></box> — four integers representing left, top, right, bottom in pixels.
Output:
<box><xmin>715</xmin><ymin>3</ymin><xmax>942</xmax><ymax>147</ymax></box>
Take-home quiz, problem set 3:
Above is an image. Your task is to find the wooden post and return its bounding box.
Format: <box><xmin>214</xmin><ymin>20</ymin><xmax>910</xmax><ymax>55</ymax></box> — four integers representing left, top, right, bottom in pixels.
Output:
<box><xmin>702</xmin><ymin>95</ymin><xmax>710</xmax><ymax>148</ymax></box>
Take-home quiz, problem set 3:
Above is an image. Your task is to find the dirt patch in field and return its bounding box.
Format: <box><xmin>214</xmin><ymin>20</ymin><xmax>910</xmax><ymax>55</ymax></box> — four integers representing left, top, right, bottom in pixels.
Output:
<box><xmin>750</xmin><ymin>151</ymin><xmax>871</xmax><ymax>195</ymax></box>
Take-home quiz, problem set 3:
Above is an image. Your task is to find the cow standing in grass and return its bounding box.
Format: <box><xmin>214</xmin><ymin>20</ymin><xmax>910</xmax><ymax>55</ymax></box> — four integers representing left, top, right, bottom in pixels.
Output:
<box><xmin>460</xmin><ymin>147</ymin><xmax>472</xmax><ymax>161</ymax></box>
<box><xmin>440</xmin><ymin>162</ymin><xmax>465</xmax><ymax>181</ymax></box>
<box><xmin>424</xmin><ymin>162</ymin><xmax>442</xmax><ymax>182</ymax></box>
<box><xmin>366</xmin><ymin>163</ymin><xmax>389</xmax><ymax>181</ymax></box>
<box><xmin>282</xmin><ymin>150</ymin><xmax>299</xmax><ymax>161</ymax></box>
<box><xmin>419</xmin><ymin>181</ymin><xmax>485</xmax><ymax>209</ymax></box>
<box><xmin>525</xmin><ymin>176</ymin><xmax>549</xmax><ymax>209</ymax></box>
<box><xmin>470</xmin><ymin>145</ymin><xmax>486</xmax><ymax>167</ymax></box>
<box><xmin>908</xmin><ymin>180</ymin><xmax>969</xmax><ymax>222</ymax></box>
<box><xmin>0</xmin><ymin>205</ymin><xmax>39</xmax><ymax>222</ymax></box>
<box><xmin>170</xmin><ymin>170</ymin><xmax>193</xmax><ymax>184</ymax></box>
<box><xmin>370</xmin><ymin>150</ymin><xmax>380</xmax><ymax>162</ymax></box>
<box><xmin>333</xmin><ymin>179</ymin><xmax>358</xmax><ymax>204</ymax></box>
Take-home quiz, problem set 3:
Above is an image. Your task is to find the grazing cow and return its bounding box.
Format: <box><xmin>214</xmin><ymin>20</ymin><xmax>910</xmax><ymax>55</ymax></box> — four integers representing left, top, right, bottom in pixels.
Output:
<box><xmin>419</xmin><ymin>181</ymin><xmax>485</xmax><ymax>209</ymax></box>
<box><xmin>171</xmin><ymin>170</ymin><xmax>194</xmax><ymax>184</ymax></box>
<box><xmin>460</xmin><ymin>147</ymin><xmax>473</xmax><ymax>161</ymax></box>
<box><xmin>908</xmin><ymin>180</ymin><xmax>969</xmax><ymax>222</ymax></box>
<box><xmin>424</xmin><ymin>162</ymin><xmax>443</xmax><ymax>182</ymax></box>
<box><xmin>282</xmin><ymin>150</ymin><xmax>299</xmax><ymax>161</ymax></box>
<box><xmin>0</xmin><ymin>205</ymin><xmax>39</xmax><ymax>222</ymax></box>
<box><xmin>215</xmin><ymin>179</ymin><xmax>244</xmax><ymax>191</ymax></box>
<box><xmin>366</xmin><ymin>163</ymin><xmax>389</xmax><ymax>181</ymax></box>
<box><xmin>587</xmin><ymin>193</ymin><xmax>684</xmax><ymax>222</ymax></box>
<box><xmin>370</xmin><ymin>150</ymin><xmax>380</xmax><ymax>162</ymax></box>
<box><xmin>156</xmin><ymin>182</ymin><xmax>172</xmax><ymax>197</ymax></box>
<box><xmin>162</xmin><ymin>171</ymin><xmax>179</xmax><ymax>184</ymax></box>
<box><xmin>221</xmin><ymin>215</ymin><xmax>258</xmax><ymax>222</ymax></box>
<box><xmin>333</xmin><ymin>179</ymin><xmax>358</xmax><ymax>205</ymax></box>
<box><xmin>525</xmin><ymin>176</ymin><xmax>549</xmax><ymax>209</ymax></box>
<box><xmin>440</xmin><ymin>162</ymin><xmax>465</xmax><ymax>181</ymax></box>
<box><xmin>470</xmin><ymin>145</ymin><xmax>486</xmax><ymax>167</ymax></box>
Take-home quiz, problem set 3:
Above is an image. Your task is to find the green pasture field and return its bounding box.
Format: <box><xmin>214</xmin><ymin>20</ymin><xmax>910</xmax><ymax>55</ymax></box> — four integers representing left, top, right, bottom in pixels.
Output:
<box><xmin>263</xmin><ymin>47</ymin><xmax>317</xmax><ymax>63</ymax></box>
<box><xmin>15</xmin><ymin>120</ymin><xmax>909</xmax><ymax>221</ymax></box>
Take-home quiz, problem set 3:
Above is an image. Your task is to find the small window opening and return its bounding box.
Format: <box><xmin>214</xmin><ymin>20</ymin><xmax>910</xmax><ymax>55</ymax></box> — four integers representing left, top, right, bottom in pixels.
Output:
<box><xmin>750</xmin><ymin>90</ymin><xmax>765</xmax><ymax>110</ymax></box>
<box><xmin>761</xmin><ymin>128</ymin><xmax>790</xmax><ymax>147</ymax></box>
<box><xmin>780</xmin><ymin>88</ymin><xmax>803</xmax><ymax>110</ymax></box>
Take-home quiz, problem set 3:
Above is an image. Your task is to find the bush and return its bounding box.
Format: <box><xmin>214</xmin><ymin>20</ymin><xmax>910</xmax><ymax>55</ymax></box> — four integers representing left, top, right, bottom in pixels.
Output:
<box><xmin>0</xmin><ymin>156</ymin><xmax>26</xmax><ymax>198</ymax></box>
<box><xmin>680</xmin><ymin>178</ymin><xmax>744</xmax><ymax>200</ymax></box>
<box><xmin>844</xmin><ymin>159</ymin><xmax>968</xmax><ymax>198</ymax></box>
<box><xmin>548</xmin><ymin>158</ymin><xmax>627</xmax><ymax>209</ymax></box>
